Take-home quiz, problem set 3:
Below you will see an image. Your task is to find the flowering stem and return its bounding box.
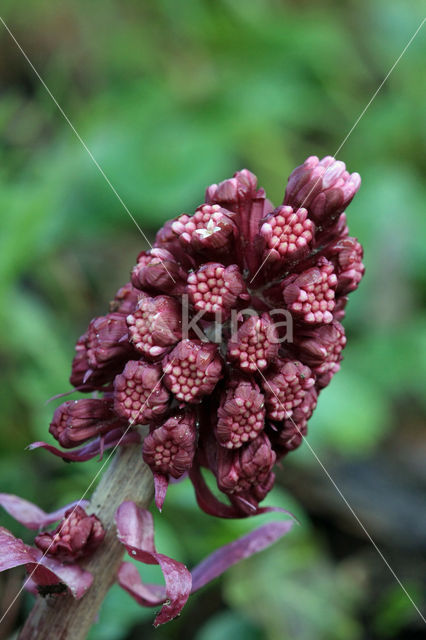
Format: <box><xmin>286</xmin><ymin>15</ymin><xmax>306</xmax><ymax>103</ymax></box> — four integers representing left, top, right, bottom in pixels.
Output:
<box><xmin>18</xmin><ymin>443</ymin><xmax>154</xmax><ymax>640</ymax></box>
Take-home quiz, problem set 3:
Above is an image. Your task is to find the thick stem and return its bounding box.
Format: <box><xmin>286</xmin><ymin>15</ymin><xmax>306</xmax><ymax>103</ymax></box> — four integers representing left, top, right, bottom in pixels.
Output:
<box><xmin>18</xmin><ymin>443</ymin><xmax>154</xmax><ymax>640</ymax></box>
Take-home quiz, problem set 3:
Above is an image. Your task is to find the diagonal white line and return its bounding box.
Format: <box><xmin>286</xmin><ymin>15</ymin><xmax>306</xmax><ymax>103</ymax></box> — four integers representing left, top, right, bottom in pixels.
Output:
<box><xmin>331</xmin><ymin>16</ymin><xmax>425</xmax><ymax>159</ymax></box>
<box><xmin>250</xmin><ymin>16</ymin><xmax>425</xmax><ymax>285</ymax></box>
<box><xmin>257</xmin><ymin>365</ymin><xmax>426</xmax><ymax>624</ymax></box>
<box><xmin>0</xmin><ymin>16</ymin><xmax>176</xmax><ymax>285</ymax></box>
<box><xmin>0</xmin><ymin>367</ymin><xmax>168</xmax><ymax>627</ymax></box>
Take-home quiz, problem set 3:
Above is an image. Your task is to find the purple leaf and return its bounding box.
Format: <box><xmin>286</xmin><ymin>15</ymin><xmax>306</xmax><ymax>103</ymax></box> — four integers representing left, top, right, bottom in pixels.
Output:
<box><xmin>117</xmin><ymin>513</ymin><xmax>294</xmax><ymax>622</ymax></box>
<box><xmin>190</xmin><ymin>519</ymin><xmax>293</xmax><ymax>591</ymax></box>
<box><xmin>28</xmin><ymin>429</ymin><xmax>141</xmax><ymax>462</ymax></box>
<box><xmin>0</xmin><ymin>527</ymin><xmax>92</xmax><ymax>599</ymax></box>
<box><xmin>0</xmin><ymin>494</ymin><xmax>89</xmax><ymax>530</ymax></box>
<box><xmin>29</xmin><ymin>551</ymin><xmax>93</xmax><ymax>599</ymax></box>
<box><xmin>118</xmin><ymin>562</ymin><xmax>166</xmax><ymax>606</ymax></box>
<box><xmin>115</xmin><ymin>501</ymin><xmax>191</xmax><ymax>626</ymax></box>
<box><xmin>0</xmin><ymin>526</ymin><xmax>38</xmax><ymax>571</ymax></box>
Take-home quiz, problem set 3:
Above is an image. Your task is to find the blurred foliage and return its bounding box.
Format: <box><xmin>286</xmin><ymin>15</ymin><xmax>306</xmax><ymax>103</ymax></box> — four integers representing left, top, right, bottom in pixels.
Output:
<box><xmin>0</xmin><ymin>1</ymin><xmax>425</xmax><ymax>639</ymax></box>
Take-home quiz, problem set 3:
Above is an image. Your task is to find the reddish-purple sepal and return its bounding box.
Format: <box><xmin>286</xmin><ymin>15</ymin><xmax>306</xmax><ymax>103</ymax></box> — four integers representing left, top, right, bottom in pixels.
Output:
<box><xmin>28</xmin><ymin>429</ymin><xmax>141</xmax><ymax>462</ymax></box>
<box><xmin>0</xmin><ymin>494</ymin><xmax>88</xmax><ymax>530</ymax></box>
<box><xmin>115</xmin><ymin>501</ymin><xmax>191</xmax><ymax>626</ymax></box>
<box><xmin>0</xmin><ymin>527</ymin><xmax>92</xmax><ymax>599</ymax></box>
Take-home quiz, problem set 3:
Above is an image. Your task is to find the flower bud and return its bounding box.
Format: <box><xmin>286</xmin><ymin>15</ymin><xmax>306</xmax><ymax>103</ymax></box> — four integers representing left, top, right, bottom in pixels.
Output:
<box><xmin>294</xmin><ymin>321</ymin><xmax>346</xmax><ymax>387</ymax></box>
<box><xmin>127</xmin><ymin>293</ymin><xmax>182</xmax><ymax>359</ymax></box>
<box><xmin>171</xmin><ymin>204</ymin><xmax>237</xmax><ymax>254</ymax></box>
<box><xmin>162</xmin><ymin>339</ymin><xmax>223</xmax><ymax>403</ymax></box>
<box><xmin>284</xmin><ymin>155</ymin><xmax>361</xmax><ymax>225</ymax></box>
<box><xmin>49</xmin><ymin>398</ymin><xmax>121</xmax><ymax>448</ymax></box>
<box><xmin>70</xmin><ymin>314</ymin><xmax>133</xmax><ymax>390</ymax></box>
<box><xmin>70</xmin><ymin>332</ymin><xmax>103</xmax><ymax>390</ymax></box>
<box><xmin>205</xmin><ymin>169</ymin><xmax>258</xmax><ymax>206</ymax></box>
<box><xmin>216</xmin><ymin>379</ymin><xmax>265</xmax><ymax>449</ymax></box>
<box><xmin>187</xmin><ymin>263</ymin><xmax>249</xmax><ymax>320</ymax></box>
<box><xmin>110</xmin><ymin>282</ymin><xmax>140</xmax><ymax>315</ymax></box>
<box><xmin>227</xmin><ymin>313</ymin><xmax>279</xmax><ymax>373</ymax></box>
<box><xmin>327</xmin><ymin>236</ymin><xmax>365</xmax><ymax>294</ymax></box>
<box><xmin>216</xmin><ymin>433</ymin><xmax>276</xmax><ymax>511</ymax></box>
<box><xmin>131</xmin><ymin>248</ymin><xmax>186</xmax><ymax>294</ymax></box>
<box><xmin>282</xmin><ymin>257</ymin><xmax>337</xmax><ymax>324</ymax></box>
<box><xmin>34</xmin><ymin>506</ymin><xmax>105</xmax><ymax>562</ymax></box>
<box><xmin>86</xmin><ymin>314</ymin><xmax>132</xmax><ymax>371</ymax></box>
<box><xmin>260</xmin><ymin>205</ymin><xmax>314</xmax><ymax>265</ymax></box>
<box><xmin>114</xmin><ymin>360</ymin><xmax>170</xmax><ymax>423</ymax></box>
<box><xmin>142</xmin><ymin>411</ymin><xmax>197</xmax><ymax>479</ymax></box>
<box><xmin>270</xmin><ymin>386</ymin><xmax>318</xmax><ymax>457</ymax></box>
<box><xmin>262</xmin><ymin>359</ymin><xmax>315</xmax><ymax>421</ymax></box>
<box><xmin>333</xmin><ymin>295</ymin><xmax>348</xmax><ymax>321</ymax></box>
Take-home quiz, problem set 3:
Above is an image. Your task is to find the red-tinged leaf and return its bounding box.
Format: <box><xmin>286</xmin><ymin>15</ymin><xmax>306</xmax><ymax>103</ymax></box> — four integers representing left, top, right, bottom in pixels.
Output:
<box><xmin>153</xmin><ymin>473</ymin><xmax>168</xmax><ymax>512</ymax></box>
<box><xmin>117</xmin><ymin>515</ymin><xmax>294</xmax><ymax>621</ymax></box>
<box><xmin>190</xmin><ymin>519</ymin><xmax>293</xmax><ymax>591</ymax></box>
<box><xmin>29</xmin><ymin>551</ymin><xmax>93</xmax><ymax>599</ymax></box>
<box><xmin>0</xmin><ymin>526</ymin><xmax>38</xmax><ymax>571</ymax></box>
<box><xmin>118</xmin><ymin>562</ymin><xmax>166</xmax><ymax>605</ymax></box>
<box><xmin>115</xmin><ymin>501</ymin><xmax>191</xmax><ymax>625</ymax></box>
<box><xmin>0</xmin><ymin>494</ymin><xmax>89</xmax><ymax>530</ymax></box>
<box><xmin>0</xmin><ymin>527</ymin><xmax>93</xmax><ymax>599</ymax></box>
<box><xmin>28</xmin><ymin>429</ymin><xmax>141</xmax><ymax>462</ymax></box>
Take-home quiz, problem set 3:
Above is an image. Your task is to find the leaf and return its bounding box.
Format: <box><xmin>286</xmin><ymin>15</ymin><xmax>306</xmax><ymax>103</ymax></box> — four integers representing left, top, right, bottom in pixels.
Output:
<box><xmin>0</xmin><ymin>526</ymin><xmax>92</xmax><ymax>599</ymax></box>
<box><xmin>0</xmin><ymin>493</ymin><xmax>89</xmax><ymax>530</ymax></box>
<box><xmin>115</xmin><ymin>501</ymin><xmax>191</xmax><ymax>626</ymax></box>
<box><xmin>116</xmin><ymin>501</ymin><xmax>293</xmax><ymax>626</ymax></box>
<box><xmin>28</xmin><ymin>429</ymin><xmax>141</xmax><ymax>462</ymax></box>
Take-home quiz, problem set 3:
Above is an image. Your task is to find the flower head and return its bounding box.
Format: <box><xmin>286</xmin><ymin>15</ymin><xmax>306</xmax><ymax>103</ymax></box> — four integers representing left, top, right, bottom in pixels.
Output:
<box><xmin>114</xmin><ymin>360</ymin><xmax>170</xmax><ymax>422</ymax></box>
<box><xmin>260</xmin><ymin>205</ymin><xmax>314</xmax><ymax>266</ymax></box>
<box><xmin>131</xmin><ymin>248</ymin><xmax>187</xmax><ymax>294</ymax></box>
<box><xmin>216</xmin><ymin>378</ymin><xmax>265</xmax><ymax>449</ymax></box>
<box><xmin>35</xmin><ymin>506</ymin><xmax>105</xmax><ymax>562</ymax></box>
<box><xmin>281</xmin><ymin>257</ymin><xmax>337</xmax><ymax>324</ymax></box>
<box><xmin>216</xmin><ymin>433</ymin><xmax>276</xmax><ymax>513</ymax></box>
<box><xmin>127</xmin><ymin>293</ymin><xmax>182</xmax><ymax>359</ymax></box>
<box><xmin>20</xmin><ymin>156</ymin><xmax>365</xmax><ymax>628</ymax></box>
<box><xmin>162</xmin><ymin>339</ymin><xmax>223</xmax><ymax>403</ymax></box>
<box><xmin>0</xmin><ymin>495</ymin><xmax>97</xmax><ymax>598</ymax></box>
<box><xmin>187</xmin><ymin>263</ymin><xmax>249</xmax><ymax>319</ymax></box>
<box><xmin>262</xmin><ymin>359</ymin><xmax>315</xmax><ymax>421</ymax></box>
<box><xmin>171</xmin><ymin>204</ymin><xmax>236</xmax><ymax>254</ymax></box>
<box><xmin>49</xmin><ymin>398</ymin><xmax>122</xmax><ymax>448</ymax></box>
<box><xmin>284</xmin><ymin>155</ymin><xmax>361</xmax><ymax>225</ymax></box>
<box><xmin>142</xmin><ymin>411</ymin><xmax>197</xmax><ymax>479</ymax></box>
<box><xmin>227</xmin><ymin>313</ymin><xmax>279</xmax><ymax>373</ymax></box>
<box><xmin>42</xmin><ymin>155</ymin><xmax>363</xmax><ymax>518</ymax></box>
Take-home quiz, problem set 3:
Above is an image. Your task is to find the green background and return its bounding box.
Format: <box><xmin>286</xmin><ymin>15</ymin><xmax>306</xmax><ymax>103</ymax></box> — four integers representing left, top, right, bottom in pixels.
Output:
<box><xmin>0</xmin><ymin>1</ymin><xmax>425</xmax><ymax>639</ymax></box>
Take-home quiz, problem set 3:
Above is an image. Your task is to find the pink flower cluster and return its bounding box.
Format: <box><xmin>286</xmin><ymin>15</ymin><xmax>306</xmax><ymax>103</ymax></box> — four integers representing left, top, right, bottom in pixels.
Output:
<box><xmin>37</xmin><ymin>155</ymin><xmax>364</xmax><ymax>517</ymax></box>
